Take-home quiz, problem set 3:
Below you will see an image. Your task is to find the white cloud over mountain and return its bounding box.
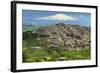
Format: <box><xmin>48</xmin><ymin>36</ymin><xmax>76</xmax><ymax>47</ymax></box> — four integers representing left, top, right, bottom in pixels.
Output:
<box><xmin>37</xmin><ymin>14</ymin><xmax>78</xmax><ymax>21</ymax></box>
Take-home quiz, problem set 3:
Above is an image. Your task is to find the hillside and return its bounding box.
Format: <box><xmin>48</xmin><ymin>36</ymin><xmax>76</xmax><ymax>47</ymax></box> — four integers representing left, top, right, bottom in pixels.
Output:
<box><xmin>36</xmin><ymin>23</ymin><xmax>91</xmax><ymax>50</ymax></box>
<box><xmin>23</xmin><ymin>23</ymin><xmax>91</xmax><ymax>62</ymax></box>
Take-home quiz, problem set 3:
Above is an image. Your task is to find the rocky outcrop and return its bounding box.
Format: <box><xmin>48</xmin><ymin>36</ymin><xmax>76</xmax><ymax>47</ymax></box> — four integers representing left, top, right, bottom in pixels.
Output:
<box><xmin>35</xmin><ymin>23</ymin><xmax>91</xmax><ymax>50</ymax></box>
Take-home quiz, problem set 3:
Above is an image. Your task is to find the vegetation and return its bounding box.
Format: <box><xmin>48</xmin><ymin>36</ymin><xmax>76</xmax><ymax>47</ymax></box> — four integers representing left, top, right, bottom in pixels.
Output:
<box><xmin>22</xmin><ymin>30</ymin><xmax>91</xmax><ymax>63</ymax></box>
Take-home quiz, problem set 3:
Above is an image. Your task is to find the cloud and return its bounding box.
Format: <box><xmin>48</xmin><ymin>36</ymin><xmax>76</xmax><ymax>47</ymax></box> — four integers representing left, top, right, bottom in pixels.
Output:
<box><xmin>37</xmin><ymin>13</ymin><xmax>78</xmax><ymax>21</ymax></box>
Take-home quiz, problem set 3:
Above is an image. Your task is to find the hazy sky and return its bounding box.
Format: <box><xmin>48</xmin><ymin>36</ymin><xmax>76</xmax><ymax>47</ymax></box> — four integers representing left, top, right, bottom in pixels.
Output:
<box><xmin>22</xmin><ymin>10</ymin><xmax>91</xmax><ymax>26</ymax></box>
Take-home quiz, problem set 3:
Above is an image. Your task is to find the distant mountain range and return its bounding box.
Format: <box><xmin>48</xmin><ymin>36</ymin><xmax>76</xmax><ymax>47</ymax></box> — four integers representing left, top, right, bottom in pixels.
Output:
<box><xmin>22</xmin><ymin>24</ymin><xmax>39</xmax><ymax>32</ymax></box>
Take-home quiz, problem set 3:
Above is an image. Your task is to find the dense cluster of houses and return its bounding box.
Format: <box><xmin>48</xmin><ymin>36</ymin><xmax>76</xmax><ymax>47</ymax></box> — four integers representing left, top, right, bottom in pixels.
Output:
<box><xmin>34</xmin><ymin>23</ymin><xmax>91</xmax><ymax>50</ymax></box>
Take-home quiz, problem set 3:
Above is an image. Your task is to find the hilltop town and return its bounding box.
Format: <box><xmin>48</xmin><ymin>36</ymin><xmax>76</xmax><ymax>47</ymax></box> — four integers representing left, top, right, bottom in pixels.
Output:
<box><xmin>36</xmin><ymin>23</ymin><xmax>91</xmax><ymax>50</ymax></box>
<box><xmin>22</xmin><ymin>23</ymin><xmax>91</xmax><ymax>62</ymax></box>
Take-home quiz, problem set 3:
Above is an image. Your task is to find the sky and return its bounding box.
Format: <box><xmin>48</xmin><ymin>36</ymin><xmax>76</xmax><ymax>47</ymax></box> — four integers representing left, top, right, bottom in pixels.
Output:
<box><xmin>22</xmin><ymin>10</ymin><xmax>91</xmax><ymax>26</ymax></box>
